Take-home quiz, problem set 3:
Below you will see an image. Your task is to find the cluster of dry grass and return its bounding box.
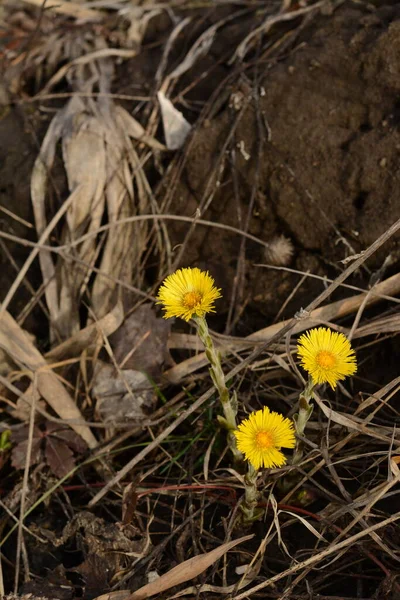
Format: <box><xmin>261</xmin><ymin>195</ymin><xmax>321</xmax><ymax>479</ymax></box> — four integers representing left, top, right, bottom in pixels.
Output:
<box><xmin>0</xmin><ymin>1</ymin><xmax>399</xmax><ymax>599</ymax></box>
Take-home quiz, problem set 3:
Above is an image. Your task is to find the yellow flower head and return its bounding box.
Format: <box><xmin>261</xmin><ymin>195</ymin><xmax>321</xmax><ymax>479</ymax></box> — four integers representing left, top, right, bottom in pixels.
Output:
<box><xmin>156</xmin><ymin>267</ymin><xmax>222</xmax><ymax>322</ymax></box>
<box><xmin>297</xmin><ymin>327</ymin><xmax>357</xmax><ymax>390</ymax></box>
<box><xmin>234</xmin><ymin>407</ymin><xmax>296</xmax><ymax>470</ymax></box>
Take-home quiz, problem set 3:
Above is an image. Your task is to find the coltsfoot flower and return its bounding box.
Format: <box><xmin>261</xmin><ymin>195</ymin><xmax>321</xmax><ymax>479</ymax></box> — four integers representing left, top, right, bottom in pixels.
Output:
<box><xmin>297</xmin><ymin>327</ymin><xmax>357</xmax><ymax>390</ymax></box>
<box><xmin>157</xmin><ymin>267</ymin><xmax>222</xmax><ymax>322</ymax></box>
<box><xmin>234</xmin><ymin>407</ymin><xmax>296</xmax><ymax>470</ymax></box>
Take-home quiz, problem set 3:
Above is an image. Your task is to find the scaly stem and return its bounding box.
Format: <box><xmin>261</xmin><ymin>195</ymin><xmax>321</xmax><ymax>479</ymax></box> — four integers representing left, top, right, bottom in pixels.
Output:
<box><xmin>241</xmin><ymin>464</ymin><xmax>263</xmax><ymax>524</ymax></box>
<box><xmin>194</xmin><ymin>315</ymin><xmax>242</xmax><ymax>462</ymax></box>
<box><xmin>292</xmin><ymin>376</ymin><xmax>314</xmax><ymax>464</ymax></box>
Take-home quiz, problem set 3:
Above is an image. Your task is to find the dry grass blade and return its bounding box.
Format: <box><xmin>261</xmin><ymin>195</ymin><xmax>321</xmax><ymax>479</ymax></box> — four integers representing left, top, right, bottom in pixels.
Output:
<box><xmin>46</xmin><ymin>301</ymin><xmax>124</xmax><ymax>362</ymax></box>
<box><xmin>125</xmin><ymin>535</ymin><xmax>254</xmax><ymax>600</ymax></box>
<box><xmin>232</xmin><ymin>0</ymin><xmax>336</xmax><ymax>62</ymax></box>
<box><xmin>165</xmin><ymin>271</ymin><xmax>400</xmax><ymax>383</ymax></box>
<box><xmin>0</xmin><ymin>309</ymin><xmax>97</xmax><ymax>448</ymax></box>
<box><xmin>232</xmin><ymin>513</ymin><xmax>400</xmax><ymax>599</ymax></box>
<box><xmin>313</xmin><ymin>393</ymin><xmax>400</xmax><ymax>446</ymax></box>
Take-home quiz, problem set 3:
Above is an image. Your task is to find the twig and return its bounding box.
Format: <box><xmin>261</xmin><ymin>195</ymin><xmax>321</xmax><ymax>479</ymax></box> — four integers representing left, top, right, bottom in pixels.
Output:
<box><xmin>14</xmin><ymin>379</ymin><xmax>36</xmax><ymax>592</ymax></box>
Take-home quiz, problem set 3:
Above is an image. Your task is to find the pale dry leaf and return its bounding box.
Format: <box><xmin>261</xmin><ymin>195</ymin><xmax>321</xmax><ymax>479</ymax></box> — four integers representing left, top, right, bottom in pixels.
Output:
<box><xmin>127</xmin><ymin>534</ymin><xmax>254</xmax><ymax>600</ymax></box>
<box><xmin>170</xmin><ymin>557</ymin><xmax>261</xmax><ymax>597</ymax></box>
<box><xmin>158</xmin><ymin>91</ymin><xmax>191</xmax><ymax>150</ymax></box>
<box><xmin>31</xmin><ymin>103</ymin><xmax>72</xmax><ymax>326</ymax></box>
<box><xmin>0</xmin><ymin>309</ymin><xmax>97</xmax><ymax>448</ymax></box>
<box><xmin>93</xmin><ymin>362</ymin><xmax>153</xmax><ymax>425</ymax></box>
<box><xmin>57</xmin><ymin>101</ymin><xmax>107</xmax><ymax>337</ymax></box>
<box><xmin>90</xmin><ymin>102</ymin><xmax>150</xmax><ymax>318</ymax></box>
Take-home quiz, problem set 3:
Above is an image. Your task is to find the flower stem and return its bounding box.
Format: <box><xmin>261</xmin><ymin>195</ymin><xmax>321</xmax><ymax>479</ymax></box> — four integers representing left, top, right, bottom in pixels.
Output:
<box><xmin>292</xmin><ymin>376</ymin><xmax>314</xmax><ymax>464</ymax></box>
<box><xmin>240</xmin><ymin>464</ymin><xmax>263</xmax><ymax>524</ymax></box>
<box><xmin>194</xmin><ymin>316</ymin><xmax>242</xmax><ymax>462</ymax></box>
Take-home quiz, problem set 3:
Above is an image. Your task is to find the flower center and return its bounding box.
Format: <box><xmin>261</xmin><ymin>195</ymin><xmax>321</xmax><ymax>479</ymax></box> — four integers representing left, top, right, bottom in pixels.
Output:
<box><xmin>183</xmin><ymin>291</ymin><xmax>202</xmax><ymax>309</ymax></box>
<box><xmin>256</xmin><ymin>431</ymin><xmax>273</xmax><ymax>449</ymax></box>
<box><xmin>316</xmin><ymin>350</ymin><xmax>336</xmax><ymax>370</ymax></box>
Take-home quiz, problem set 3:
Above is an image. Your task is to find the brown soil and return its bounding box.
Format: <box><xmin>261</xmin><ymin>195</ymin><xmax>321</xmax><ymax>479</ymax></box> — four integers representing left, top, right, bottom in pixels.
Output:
<box><xmin>158</xmin><ymin>2</ymin><xmax>400</xmax><ymax>324</ymax></box>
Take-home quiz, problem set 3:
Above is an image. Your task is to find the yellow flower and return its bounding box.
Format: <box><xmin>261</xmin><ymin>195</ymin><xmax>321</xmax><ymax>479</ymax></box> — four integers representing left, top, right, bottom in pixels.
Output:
<box><xmin>234</xmin><ymin>407</ymin><xmax>296</xmax><ymax>470</ymax></box>
<box><xmin>157</xmin><ymin>267</ymin><xmax>222</xmax><ymax>322</ymax></box>
<box><xmin>297</xmin><ymin>327</ymin><xmax>357</xmax><ymax>389</ymax></box>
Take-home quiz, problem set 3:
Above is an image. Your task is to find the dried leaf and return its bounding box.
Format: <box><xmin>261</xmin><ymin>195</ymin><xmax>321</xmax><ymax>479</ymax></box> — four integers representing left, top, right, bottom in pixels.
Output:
<box><xmin>11</xmin><ymin>424</ymin><xmax>40</xmax><ymax>445</ymax></box>
<box><xmin>45</xmin><ymin>435</ymin><xmax>76</xmax><ymax>478</ymax></box>
<box><xmin>11</xmin><ymin>437</ymin><xmax>42</xmax><ymax>470</ymax></box>
<box><xmin>93</xmin><ymin>362</ymin><xmax>153</xmax><ymax>425</ymax></box>
<box><xmin>127</xmin><ymin>534</ymin><xmax>254</xmax><ymax>600</ymax></box>
<box><xmin>109</xmin><ymin>304</ymin><xmax>171</xmax><ymax>376</ymax></box>
<box><xmin>50</xmin><ymin>428</ymin><xmax>88</xmax><ymax>454</ymax></box>
<box><xmin>158</xmin><ymin>91</ymin><xmax>191</xmax><ymax>150</ymax></box>
<box><xmin>0</xmin><ymin>309</ymin><xmax>97</xmax><ymax>449</ymax></box>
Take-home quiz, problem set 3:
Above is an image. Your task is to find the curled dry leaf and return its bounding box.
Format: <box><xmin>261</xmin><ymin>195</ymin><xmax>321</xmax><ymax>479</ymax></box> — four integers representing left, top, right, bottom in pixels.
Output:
<box><xmin>30</xmin><ymin>36</ymin><xmax>167</xmax><ymax>341</ymax></box>
<box><xmin>93</xmin><ymin>305</ymin><xmax>171</xmax><ymax>425</ymax></box>
<box><xmin>158</xmin><ymin>91</ymin><xmax>191</xmax><ymax>150</ymax></box>
<box><xmin>57</xmin><ymin>511</ymin><xmax>149</xmax><ymax>587</ymax></box>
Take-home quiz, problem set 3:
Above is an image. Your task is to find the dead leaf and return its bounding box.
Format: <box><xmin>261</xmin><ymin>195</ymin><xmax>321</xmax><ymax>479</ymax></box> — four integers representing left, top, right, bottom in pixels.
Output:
<box><xmin>109</xmin><ymin>304</ymin><xmax>171</xmax><ymax>376</ymax></box>
<box><xmin>127</xmin><ymin>534</ymin><xmax>254</xmax><ymax>600</ymax></box>
<box><xmin>158</xmin><ymin>91</ymin><xmax>191</xmax><ymax>150</ymax></box>
<box><xmin>0</xmin><ymin>309</ymin><xmax>97</xmax><ymax>448</ymax></box>
<box><xmin>11</xmin><ymin>421</ymin><xmax>87</xmax><ymax>478</ymax></box>
<box><xmin>11</xmin><ymin>435</ymin><xmax>42</xmax><ymax>470</ymax></box>
<box><xmin>29</xmin><ymin>34</ymin><xmax>162</xmax><ymax>339</ymax></box>
<box><xmin>93</xmin><ymin>306</ymin><xmax>171</xmax><ymax>425</ymax></box>
<box><xmin>50</xmin><ymin>427</ymin><xmax>88</xmax><ymax>454</ymax></box>
<box><xmin>45</xmin><ymin>435</ymin><xmax>76</xmax><ymax>478</ymax></box>
<box><xmin>58</xmin><ymin>511</ymin><xmax>149</xmax><ymax>587</ymax></box>
<box><xmin>93</xmin><ymin>362</ymin><xmax>153</xmax><ymax>425</ymax></box>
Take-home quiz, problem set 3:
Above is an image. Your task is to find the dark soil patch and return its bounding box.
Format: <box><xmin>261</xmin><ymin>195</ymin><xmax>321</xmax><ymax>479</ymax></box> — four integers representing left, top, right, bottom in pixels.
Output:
<box><xmin>159</xmin><ymin>2</ymin><xmax>400</xmax><ymax>325</ymax></box>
